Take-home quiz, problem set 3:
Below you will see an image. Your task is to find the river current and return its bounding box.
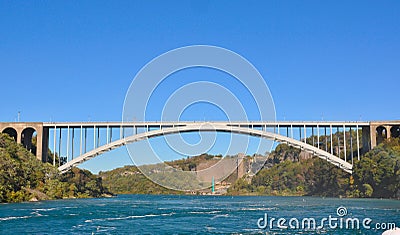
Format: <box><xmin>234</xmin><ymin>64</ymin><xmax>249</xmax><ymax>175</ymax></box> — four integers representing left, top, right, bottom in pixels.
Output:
<box><xmin>0</xmin><ymin>195</ymin><xmax>399</xmax><ymax>234</ymax></box>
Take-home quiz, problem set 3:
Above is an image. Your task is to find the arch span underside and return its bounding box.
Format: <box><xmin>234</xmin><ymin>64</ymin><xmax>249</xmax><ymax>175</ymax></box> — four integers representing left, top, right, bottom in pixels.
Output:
<box><xmin>58</xmin><ymin>124</ymin><xmax>353</xmax><ymax>174</ymax></box>
<box><xmin>2</xmin><ymin>127</ymin><xmax>18</xmax><ymax>141</ymax></box>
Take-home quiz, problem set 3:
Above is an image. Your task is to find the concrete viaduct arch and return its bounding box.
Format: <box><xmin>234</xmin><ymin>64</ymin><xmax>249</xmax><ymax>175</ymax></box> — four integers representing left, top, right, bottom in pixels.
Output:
<box><xmin>0</xmin><ymin>122</ymin><xmax>46</xmax><ymax>161</ymax></box>
<box><xmin>370</xmin><ymin>121</ymin><xmax>400</xmax><ymax>146</ymax></box>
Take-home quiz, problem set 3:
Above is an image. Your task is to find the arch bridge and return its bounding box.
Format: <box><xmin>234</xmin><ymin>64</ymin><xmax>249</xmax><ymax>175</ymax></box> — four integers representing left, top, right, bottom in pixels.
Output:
<box><xmin>1</xmin><ymin>120</ymin><xmax>400</xmax><ymax>174</ymax></box>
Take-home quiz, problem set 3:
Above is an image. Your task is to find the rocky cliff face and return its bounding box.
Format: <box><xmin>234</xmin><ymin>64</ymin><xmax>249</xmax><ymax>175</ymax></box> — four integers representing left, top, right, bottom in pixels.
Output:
<box><xmin>262</xmin><ymin>144</ymin><xmax>312</xmax><ymax>169</ymax></box>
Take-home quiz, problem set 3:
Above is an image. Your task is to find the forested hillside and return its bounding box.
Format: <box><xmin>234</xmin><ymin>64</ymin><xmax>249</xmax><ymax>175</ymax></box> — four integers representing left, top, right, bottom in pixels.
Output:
<box><xmin>99</xmin><ymin>153</ymin><xmax>233</xmax><ymax>194</ymax></box>
<box><xmin>98</xmin><ymin>165</ymin><xmax>181</xmax><ymax>194</ymax></box>
<box><xmin>228</xmin><ymin>139</ymin><xmax>400</xmax><ymax>198</ymax></box>
<box><xmin>0</xmin><ymin>134</ymin><xmax>110</xmax><ymax>203</ymax></box>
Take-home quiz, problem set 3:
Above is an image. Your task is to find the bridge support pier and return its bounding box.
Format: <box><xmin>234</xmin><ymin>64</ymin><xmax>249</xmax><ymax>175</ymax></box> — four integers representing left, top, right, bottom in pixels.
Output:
<box><xmin>387</xmin><ymin>126</ymin><xmax>391</xmax><ymax>139</ymax></box>
<box><xmin>362</xmin><ymin>126</ymin><xmax>371</xmax><ymax>153</ymax></box>
<box><xmin>41</xmin><ymin>127</ymin><xmax>49</xmax><ymax>162</ymax></box>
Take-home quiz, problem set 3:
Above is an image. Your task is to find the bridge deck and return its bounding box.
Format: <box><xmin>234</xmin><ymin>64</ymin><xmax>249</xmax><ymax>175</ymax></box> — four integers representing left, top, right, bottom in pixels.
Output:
<box><xmin>42</xmin><ymin>121</ymin><xmax>371</xmax><ymax>128</ymax></box>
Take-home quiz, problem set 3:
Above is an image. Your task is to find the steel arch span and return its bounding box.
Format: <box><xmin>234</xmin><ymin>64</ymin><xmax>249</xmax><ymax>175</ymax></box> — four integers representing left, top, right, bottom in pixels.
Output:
<box><xmin>58</xmin><ymin>123</ymin><xmax>353</xmax><ymax>174</ymax></box>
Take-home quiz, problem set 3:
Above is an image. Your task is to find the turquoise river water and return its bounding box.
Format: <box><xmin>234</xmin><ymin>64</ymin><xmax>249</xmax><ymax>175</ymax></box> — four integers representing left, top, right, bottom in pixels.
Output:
<box><xmin>0</xmin><ymin>195</ymin><xmax>399</xmax><ymax>234</ymax></box>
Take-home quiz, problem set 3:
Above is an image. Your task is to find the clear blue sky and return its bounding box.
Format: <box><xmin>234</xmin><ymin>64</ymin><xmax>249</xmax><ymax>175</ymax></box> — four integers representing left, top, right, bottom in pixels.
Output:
<box><xmin>1</xmin><ymin>1</ymin><xmax>399</xmax><ymax>172</ymax></box>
